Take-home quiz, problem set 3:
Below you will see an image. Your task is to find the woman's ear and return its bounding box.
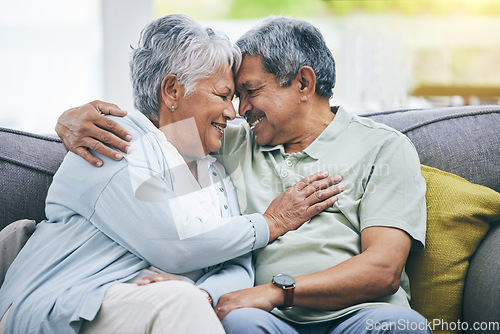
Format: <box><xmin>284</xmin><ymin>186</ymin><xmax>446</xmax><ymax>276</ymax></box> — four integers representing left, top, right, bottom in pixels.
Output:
<box><xmin>160</xmin><ymin>74</ymin><xmax>180</xmax><ymax>107</ymax></box>
<box><xmin>297</xmin><ymin>66</ymin><xmax>316</xmax><ymax>102</ymax></box>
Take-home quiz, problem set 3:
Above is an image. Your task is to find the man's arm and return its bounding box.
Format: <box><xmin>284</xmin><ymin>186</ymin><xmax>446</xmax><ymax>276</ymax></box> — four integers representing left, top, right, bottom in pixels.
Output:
<box><xmin>214</xmin><ymin>226</ymin><xmax>412</xmax><ymax>319</ymax></box>
<box><xmin>55</xmin><ymin>100</ymin><xmax>132</xmax><ymax>167</ymax></box>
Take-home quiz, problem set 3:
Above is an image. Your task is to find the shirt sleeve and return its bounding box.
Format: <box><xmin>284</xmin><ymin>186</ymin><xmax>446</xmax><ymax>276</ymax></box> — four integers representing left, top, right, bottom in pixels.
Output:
<box><xmin>358</xmin><ymin>135</ymin><xmax>427</xmax><ymax>249</ymax></box>
<box><xmin>88</xmin><ymin>165</ymin><xmax>268</xmax><ymax>274</ymax></box>
<box><xmin>195</xmin><ymin>251</ymin><xmax>254</xmax><ymax>306</ymax></box>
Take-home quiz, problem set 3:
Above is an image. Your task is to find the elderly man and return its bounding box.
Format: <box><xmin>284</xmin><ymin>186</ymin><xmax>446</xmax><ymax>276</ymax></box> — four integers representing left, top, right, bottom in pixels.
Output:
<box><xmin>55</xmin><ymin>16</ymin><xmax>430</xmax><ymax>334</ymax></box>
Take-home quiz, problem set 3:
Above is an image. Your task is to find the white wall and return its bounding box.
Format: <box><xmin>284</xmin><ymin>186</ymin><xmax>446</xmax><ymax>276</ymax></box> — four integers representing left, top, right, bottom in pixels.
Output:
<box><xmin>1</xmin><ymin>3</ymin><xmax>498</xmax><ymax>133</ymax></box>
<box><xmin>101</xmin><ymin>0</ymin><xmax>153</xmax><ymax>113</ymax></box>
<box><xmin>0</xmin><ymin>0</ymin><xmax>152</xmax><ymax>134</ymax></box>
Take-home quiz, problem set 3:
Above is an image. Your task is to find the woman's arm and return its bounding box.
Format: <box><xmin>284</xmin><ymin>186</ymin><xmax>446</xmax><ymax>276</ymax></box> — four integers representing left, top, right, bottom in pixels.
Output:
<box><xmin>49</xmin><ymin>156</ymin><xmax>342</xmax><ymax>275</ymax></box>
<box><xmin>195</xmin><ymin>252</ymin><xmax>254</xmax><ymax>306</ymax></box>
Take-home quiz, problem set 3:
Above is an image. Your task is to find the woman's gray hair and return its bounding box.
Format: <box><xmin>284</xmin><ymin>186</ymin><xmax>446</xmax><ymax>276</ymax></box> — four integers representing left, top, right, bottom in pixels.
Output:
<box><xmin>130</xmin><ymin>14</ymin><xmax>241</xmax><ymax>122</ymax></box>
<box><xmin>236</xmin><ymin>16</ymin><xmax>335</xmax><ymax>99</ymax></box>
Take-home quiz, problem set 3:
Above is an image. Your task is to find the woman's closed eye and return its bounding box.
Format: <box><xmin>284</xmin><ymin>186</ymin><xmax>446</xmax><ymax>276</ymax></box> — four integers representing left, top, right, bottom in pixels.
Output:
<box><xmin>217</xmin><ymin>93</ymin><xmax>236</xmax><ymax>101</ymax></box>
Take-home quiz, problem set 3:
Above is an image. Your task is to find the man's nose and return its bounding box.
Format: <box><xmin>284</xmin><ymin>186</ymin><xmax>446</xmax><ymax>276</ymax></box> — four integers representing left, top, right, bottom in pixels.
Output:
<box><xmin>238</xmin><ymin>96</ymin><xmax>250</xmax><ymax>118</ymax></box>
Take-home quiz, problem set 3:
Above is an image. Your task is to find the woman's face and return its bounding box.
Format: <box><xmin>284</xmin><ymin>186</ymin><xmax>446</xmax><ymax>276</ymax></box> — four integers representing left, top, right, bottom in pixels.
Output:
<box><xmin>163</xmin><ymin>69</ymin><xmax>236</xmax><ymax>159</ymax></box>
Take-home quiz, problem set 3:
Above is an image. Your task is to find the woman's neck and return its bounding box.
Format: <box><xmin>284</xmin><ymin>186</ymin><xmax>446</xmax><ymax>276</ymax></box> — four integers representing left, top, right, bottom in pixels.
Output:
<box><xmin>186</xmin><ymin>159</ymin><xmax>198</xmax><ymax>181</ymax></box>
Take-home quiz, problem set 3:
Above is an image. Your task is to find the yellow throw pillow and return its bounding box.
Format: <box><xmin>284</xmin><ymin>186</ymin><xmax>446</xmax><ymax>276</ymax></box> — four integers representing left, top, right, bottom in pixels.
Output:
<box><xmin>405</xmin><ymin>165</ymin><xmax>500</xmax><ymax>334</ymax></box>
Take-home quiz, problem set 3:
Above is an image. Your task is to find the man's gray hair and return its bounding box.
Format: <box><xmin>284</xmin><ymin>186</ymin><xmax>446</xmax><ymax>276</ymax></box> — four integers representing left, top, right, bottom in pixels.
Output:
<box><xmin>130</xmin><ymin>14</ymin><xmax>241</xmax><ymax>122</ymax></box>
<box><xmin>236</xmin><ymin>16</ymin><xmax>335</xmax><ymax>99</ymax></box>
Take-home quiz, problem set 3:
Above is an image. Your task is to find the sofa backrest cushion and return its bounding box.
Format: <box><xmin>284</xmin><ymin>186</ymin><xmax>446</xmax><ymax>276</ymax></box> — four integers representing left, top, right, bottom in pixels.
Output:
<box><xmin>1</xmin><ymin>105</ymin><xmax>499</xmax><ymax>231</ymax></box>
<box><xmin>362</xmin><ymin>105</ymin><xmax>500</xmax><ymax>193</ymax></box>
<box><xmin>0</xmin><ymin>127</ymin><xmax>66</xmax><ymax>231</ymax></box>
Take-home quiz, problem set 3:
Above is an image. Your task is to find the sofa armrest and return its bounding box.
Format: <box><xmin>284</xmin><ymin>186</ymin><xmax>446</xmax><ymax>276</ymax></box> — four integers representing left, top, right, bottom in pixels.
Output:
<box><xmin>463</xmin><ymin>219</ymin><xmax>500</xmax><ymax>331</ymax></box>
<box><xmin>0</xmin><ymin>127</ymin><xmax>66</xmax><ymax>231</ymax></box>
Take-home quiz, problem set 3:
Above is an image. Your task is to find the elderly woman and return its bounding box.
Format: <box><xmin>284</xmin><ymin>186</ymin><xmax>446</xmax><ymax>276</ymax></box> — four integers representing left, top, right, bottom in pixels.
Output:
<box><xmin>0</xmin><ymin>14</ymin><xmax>341</xmax><ymax>333</ymax></box>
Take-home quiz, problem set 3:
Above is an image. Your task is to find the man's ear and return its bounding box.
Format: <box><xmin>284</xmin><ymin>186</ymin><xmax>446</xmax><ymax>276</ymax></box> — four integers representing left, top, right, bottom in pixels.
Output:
<box><xmin>297</xmin><ymin>66</ymin><xmax>316</xmax><ymax>102</ymax></box>
<box><xmin>160</xmin><ymin>73</ymin><xmax>180</xmax><ymax>106</ymax></box>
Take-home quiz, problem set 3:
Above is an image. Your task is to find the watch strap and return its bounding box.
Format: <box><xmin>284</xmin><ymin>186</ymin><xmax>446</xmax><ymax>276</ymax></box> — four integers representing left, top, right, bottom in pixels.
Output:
<box><xmin>279</xmin><ymin>285</ymin><xmax>294</xmax><ymax>310</ymax></box>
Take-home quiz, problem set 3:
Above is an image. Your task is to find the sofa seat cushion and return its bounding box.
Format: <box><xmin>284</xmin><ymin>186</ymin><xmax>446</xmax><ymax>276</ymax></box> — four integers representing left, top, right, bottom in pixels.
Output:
<box><xmin>406</xmin><ymin>165</ymin><xmax>500</xmax><ymax>334</ymax></box>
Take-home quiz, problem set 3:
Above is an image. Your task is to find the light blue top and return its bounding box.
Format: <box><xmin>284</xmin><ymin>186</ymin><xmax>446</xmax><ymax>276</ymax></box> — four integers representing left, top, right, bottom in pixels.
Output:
<box><xmin>218</xmin><ymin>106</ymin><xmax>427</xmax><ymax>323</ymax></box>
<box><xmin>0</xmin><ymin>111</ymin><xmax>269</xmax><ymax>334</ymax></box>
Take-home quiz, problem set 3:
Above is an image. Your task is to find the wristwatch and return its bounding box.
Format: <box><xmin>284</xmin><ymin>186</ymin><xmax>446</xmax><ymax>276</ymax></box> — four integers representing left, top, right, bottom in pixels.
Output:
<box><xmin>272</xmin><ymin>274</ymin><xmax>295</xmax><ymax>310</ymax></box>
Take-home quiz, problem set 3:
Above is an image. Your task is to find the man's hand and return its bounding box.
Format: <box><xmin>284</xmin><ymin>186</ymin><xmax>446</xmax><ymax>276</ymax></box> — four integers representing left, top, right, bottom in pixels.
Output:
<box><xmin>264</xmin><ymin>171</ymin><xmax>344</xmax><ymax>241</ymax></box>
<box><xmin>214</xmin><ymin>283</ymin><xmax>282</xmax><ymax>320</ymax></box>
<box><xmin>55</xmin><ymin>100</ymin><xmax>132</xmax><ymax>167</ymax></box>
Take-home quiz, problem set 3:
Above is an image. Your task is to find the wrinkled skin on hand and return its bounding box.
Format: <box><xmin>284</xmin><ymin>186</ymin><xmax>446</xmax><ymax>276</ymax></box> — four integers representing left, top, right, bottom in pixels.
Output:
<box><xmin>55</xmin><ymin>100</ymin><xmax>132</xmax><ymax>167</ymax></box>
<box><xmin>263</xmin><ymin>171</ymin><xmax>344</xmax><ymax>241</ymax></box>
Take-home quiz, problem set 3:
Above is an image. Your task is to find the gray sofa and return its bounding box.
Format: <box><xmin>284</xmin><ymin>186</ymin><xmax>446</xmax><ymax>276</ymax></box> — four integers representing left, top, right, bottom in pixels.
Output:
<box><xmin>1</xmin><ymin>105</ymin><xmax>499</xmax><ymax>333</ymax></box>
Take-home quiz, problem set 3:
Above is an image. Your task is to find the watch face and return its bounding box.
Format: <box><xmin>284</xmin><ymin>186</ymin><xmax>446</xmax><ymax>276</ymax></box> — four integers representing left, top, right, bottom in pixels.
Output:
<box><xmin>273</xmin><ymin>274</ymin><xmax>295</xmax><ymax>287</ymax></box>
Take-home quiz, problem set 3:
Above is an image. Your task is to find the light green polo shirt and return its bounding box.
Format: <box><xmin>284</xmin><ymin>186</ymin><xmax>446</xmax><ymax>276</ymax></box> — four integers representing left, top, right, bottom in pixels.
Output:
<box><xmin>218</xmin><ymin>106</ymin><xmax>426</xmax><ymax>324</ymax></box>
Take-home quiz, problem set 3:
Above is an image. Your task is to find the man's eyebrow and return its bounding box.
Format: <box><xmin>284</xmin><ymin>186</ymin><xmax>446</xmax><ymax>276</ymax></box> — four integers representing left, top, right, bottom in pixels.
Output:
<box><xmin>240</xmin><ymin>81</ymin><xmax>258</xmax><ymax>89</ymax></box>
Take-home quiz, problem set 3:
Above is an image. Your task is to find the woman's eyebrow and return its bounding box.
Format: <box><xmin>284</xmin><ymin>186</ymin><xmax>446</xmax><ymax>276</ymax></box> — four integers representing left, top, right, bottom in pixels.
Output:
<box><xmin>216</xmin><ymin>86</ymin><xmax>233</xmax><ymax>95</ymax></box>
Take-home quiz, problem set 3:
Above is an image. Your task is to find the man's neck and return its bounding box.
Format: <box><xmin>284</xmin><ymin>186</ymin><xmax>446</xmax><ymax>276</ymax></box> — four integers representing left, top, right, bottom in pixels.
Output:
<box><xmin>283</xmin><ymin>101</ymin><xmax>335</xmax><ymax>154</ymax></box>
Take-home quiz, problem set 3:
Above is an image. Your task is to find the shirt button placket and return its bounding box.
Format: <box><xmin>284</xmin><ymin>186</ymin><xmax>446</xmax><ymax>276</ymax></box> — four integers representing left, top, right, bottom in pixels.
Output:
<box><xmin>281</xmin><ymin>158</ymin><xmax>293</xmax><ymax>179</ymax></box>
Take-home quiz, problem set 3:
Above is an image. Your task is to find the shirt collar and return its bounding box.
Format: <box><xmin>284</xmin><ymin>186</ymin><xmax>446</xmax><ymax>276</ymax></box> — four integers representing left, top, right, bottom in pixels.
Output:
<box><xmin>258</xmin><ymin>106</ymin><xmax>350</xmax><ymax>160</ymax></box>
<box><xmin>130</xmin><ymin>109</ymin><xmax>216</xmax><ymax>165</ymax></box>
<box><xmin>303</xmin><ymin>106</ymin><xmax>350</xmax><ymax>160</ymax></box>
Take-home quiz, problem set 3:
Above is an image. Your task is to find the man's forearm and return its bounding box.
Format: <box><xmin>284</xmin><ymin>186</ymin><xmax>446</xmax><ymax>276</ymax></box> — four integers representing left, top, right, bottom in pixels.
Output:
<box><xmin>292</xmin><ymin>252</ymin><xmax>401</xmax><ymax>310</ymax></box>
<box><xmin>292</xmin><ymin>226</ymin><xmax>411</xmax><ymax>310</ymax></box>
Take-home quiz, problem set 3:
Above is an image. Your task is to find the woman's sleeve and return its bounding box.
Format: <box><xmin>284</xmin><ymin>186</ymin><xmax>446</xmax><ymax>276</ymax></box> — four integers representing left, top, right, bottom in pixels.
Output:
<box><xmin>89</xmin><ymin>165</ymin><xmax>268</xmax><ymax>274</ymax></box>
<box><xmin>196</xmin><ymin>251</ymin><xmax>254</xmax><ymax>306</ymax></box>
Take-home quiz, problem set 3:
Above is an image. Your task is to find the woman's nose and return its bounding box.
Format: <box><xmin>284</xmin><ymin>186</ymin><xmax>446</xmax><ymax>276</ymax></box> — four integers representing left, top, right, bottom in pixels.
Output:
<box><xmin>224</xmin><ymin>101</ymin><xmax>236</xmax><ymax>120</ymax></box>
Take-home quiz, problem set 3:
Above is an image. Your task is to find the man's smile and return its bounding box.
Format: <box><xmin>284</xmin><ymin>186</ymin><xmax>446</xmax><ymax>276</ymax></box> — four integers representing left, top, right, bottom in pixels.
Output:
<box><xmin>245</xmin><ymin>112</ymin><xmax>266</xmax><ymax>130</ymax></box>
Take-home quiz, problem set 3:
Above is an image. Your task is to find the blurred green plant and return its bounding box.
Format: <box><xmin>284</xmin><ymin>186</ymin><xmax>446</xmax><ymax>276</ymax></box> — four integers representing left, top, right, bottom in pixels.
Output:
<box><xmin>155</xmin><ymin>0</ymin><xmax>329</xmax><ymax>19</ymax></box>
<box><xmin>226</xmin><ymin>0</ymin><xmax>326</xmax><ymax>18</ymax></box>
<box><xmin>323</xmin><ymin>0</ymin><xmax>500</xmax><ymax>17</ymax></box>
<box><xmin>155</xmin><ymin>0</ymin><xmax>500</xmax><ymax>19</ymax></box>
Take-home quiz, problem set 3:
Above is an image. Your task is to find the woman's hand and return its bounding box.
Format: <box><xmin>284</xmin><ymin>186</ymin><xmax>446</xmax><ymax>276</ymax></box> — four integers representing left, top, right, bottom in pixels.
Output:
<box><xmin>136</xmin><ymin>273</ymin><xmax>182</xmax><ymax>286</ymax></box>
<box><xmin>264</xmin><ymin>171</ymin><xmax>344</xmax><ymax>241</ymax></box>
<box><xmin>55</xmin><ymin>100</ymin><xmax>132</xmax><ymax>167</ymax></box>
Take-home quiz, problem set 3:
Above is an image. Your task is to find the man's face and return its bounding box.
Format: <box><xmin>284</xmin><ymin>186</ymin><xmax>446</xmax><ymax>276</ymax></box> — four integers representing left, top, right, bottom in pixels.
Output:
<box><xmin>235</xmin><ymin>55</ymin><xmax>302</xmax><ymax>147</ymax></box>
